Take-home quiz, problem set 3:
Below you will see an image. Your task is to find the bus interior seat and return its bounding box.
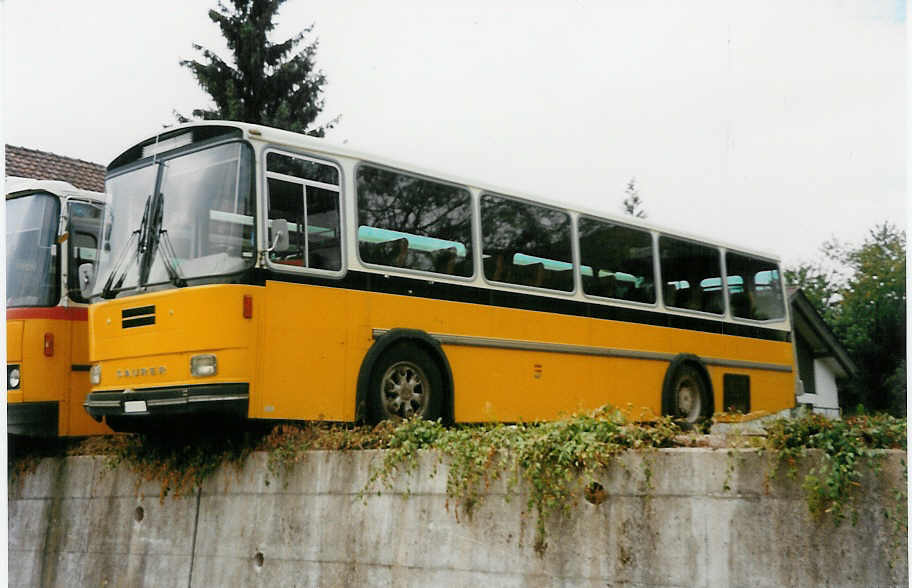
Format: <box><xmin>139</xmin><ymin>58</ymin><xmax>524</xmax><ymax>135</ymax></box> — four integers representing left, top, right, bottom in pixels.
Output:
<box><xmin>754</xmin><ymin>293</ymin><xmax>779</xmax><ymax>320</ymax></box>
<box><xmin>730</xmin><ymin>292</ymin><xmax>753</xmax><ymax>318</ymax></box>
<box><xmin>309</xmin><ymin>245</ymin><xmax>341</xmax><ymax>270</ymax></box>
<box><xmin>546</xmin><ymin>268</ymin><xmax>572</xmax><ymax>292</ymax></box>
<box><xmin>600</xmin><ymin>274</ymin><xmax>618</xmax><ymax>298</ymax></box>
<box><xmin>517</xmin><ymin>262</ymin><xmax>545</xmax><ymax>287</ymax></box>
<box><xmin>701</xmin><ymin>290</ymin><xmax>723</xmax><ymax>314</ymax></box>
<box><xmin>433</xmin><ymin>247</ymin><xmax>458</xmax><ymax>275</ymax></box>
<box><xmin>665</xmin><ymin>285</ymin><xmax>684</xmax><ymax>308</ymax></box>
<box><xmin>359</xmin><ymin>241</ymin><xmax>381</xmax><ymax>264</ymax></box>
<box><xmin>485</xmin><ymin>251</ymin><xmax>513</xmax><ymax>282</ymax></box>
<box><xmin>376</xmin><ymin>237</ymin><xmax>409</xmax><ymax>267</ymax></box>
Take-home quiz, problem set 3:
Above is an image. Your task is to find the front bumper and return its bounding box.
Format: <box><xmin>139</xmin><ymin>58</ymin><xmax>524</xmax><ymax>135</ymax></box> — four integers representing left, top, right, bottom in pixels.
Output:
<box><xmin>84</xmin><ymin>383</ymin><xmax>249</xmax><ymax>423</ymax></box>
<box><xmin>8</xmin><ymin>401</ymin><xmax>59</xmax><ymax>437</ymax></box>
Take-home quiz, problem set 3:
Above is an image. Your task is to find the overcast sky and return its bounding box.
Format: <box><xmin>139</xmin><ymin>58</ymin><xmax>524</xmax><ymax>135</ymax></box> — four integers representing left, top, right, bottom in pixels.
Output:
<box><xmin>1</xmin><ymin>0</ymin><xmax>906</xmax><ymax>267</ymax></box>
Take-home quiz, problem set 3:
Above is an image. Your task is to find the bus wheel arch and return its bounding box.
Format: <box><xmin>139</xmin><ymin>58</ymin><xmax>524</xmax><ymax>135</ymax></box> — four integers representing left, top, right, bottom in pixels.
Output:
<box><xmin>356</xmin><ymin>329</ymin><xmax>454</xmax><ymax>424</ymax></box>
<box><xmin>661</xmin><ymin>354</ymin><xmax>713</xmax><ymax>426</ymax></box>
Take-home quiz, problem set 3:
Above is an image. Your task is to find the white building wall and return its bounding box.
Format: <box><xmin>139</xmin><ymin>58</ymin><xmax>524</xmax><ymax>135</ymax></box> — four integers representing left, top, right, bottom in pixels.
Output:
<box><xmin>796</xmin><ymin>358</ymin><xmax>842</xmax><ymax>418</ymax></box>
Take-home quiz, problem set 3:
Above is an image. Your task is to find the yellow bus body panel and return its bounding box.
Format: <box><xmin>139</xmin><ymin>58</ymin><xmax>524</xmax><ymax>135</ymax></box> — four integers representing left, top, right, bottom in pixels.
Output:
<box><xmin>13</xmin><ymin>318</ymin><xmax>68</xmax><ymax>403</ymax></box>
<box><xmin>7</xmin><ymin>314</ymin><xmax>111</xmax><ymax>436</ymax></box>
<box><xmin>91</xmin><ymin>281</ymin><xmax>794</xmax><ymax>423</ymax></box>
<box><xmin>254</xmin><ymin>281</ymin><xmax>794</xmax><ymax>422</ymax></box>
<box><xmin>66</xmin><ymin>317</ymin><xmax>111</xmax><ymax>435</ymax></box>
<box><xmin>90</xmin><ymin>285</ymin><xmax>259</xmax><ymax>395</ymax></box>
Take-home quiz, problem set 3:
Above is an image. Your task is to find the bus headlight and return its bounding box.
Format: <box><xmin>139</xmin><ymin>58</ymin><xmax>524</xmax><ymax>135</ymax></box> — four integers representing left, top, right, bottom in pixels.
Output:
<box><xmin>8</xmin><ymin>366</ymin><xmax>21</xmax><ymax>389</ymax></box>
<box><xmin>190</xmin><ymin>354</ymin><xmax>217</xmax><ymax>377</ymax></box>
<box><xmin>90</xmin><ymin>364</ymin><xmax>101</xmax><ymax>385</ymax></box>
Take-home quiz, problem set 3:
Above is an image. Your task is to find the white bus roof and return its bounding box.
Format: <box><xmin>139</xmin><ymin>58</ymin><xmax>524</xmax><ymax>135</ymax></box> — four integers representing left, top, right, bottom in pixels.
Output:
<box><xmin>115</xmin><ymin>120</ymin><xmax>783</xmax><ymax>262</ymax></box>
<box><xmin>5</xmin><ymin>176</ymin><xmax>105</xmax><ymax>204</ymax></box>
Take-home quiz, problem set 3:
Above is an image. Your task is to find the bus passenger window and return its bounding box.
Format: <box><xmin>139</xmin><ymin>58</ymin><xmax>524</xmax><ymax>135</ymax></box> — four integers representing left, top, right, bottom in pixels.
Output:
<box><xmin>659</xmin><ymin>237</ymin><xmax>723</xmax><ymax>314</ymax></box>
<box><xmin>356</xmin><ymin>165</ymin><xmax>473</xmax><ymax>277</ymax></box>
<box><xmin>265</xmin><ymin>152</ymin><xmax>342</xmax><ymax>272</ymax></box>
<box><xmin>266</xmin><ymin>152</ymin><xmax>339</xmax><ymax>186</ymax></box>
<box><xmin>725</xmin><ymin>252</ymin><xmax>784</xmax><ymax>321</ymax></box>
<box><xmin>306</xmin><ymin>186</ymin><xmax>341</xmax><ymax>270</ymax></box>
<box><xmin>578</xmin><ymin>218</ymin><xmax>655</xmax><ymax>303</ymax></box>
<box><xmin>267</xmin><ymin>177</ymin><xmax>306</xmax><ymax>266</ymax></box>
<box><xmin>480</xmin><ymin>194</ymin><xmax>573</xmax><ymax>292</ymax></box>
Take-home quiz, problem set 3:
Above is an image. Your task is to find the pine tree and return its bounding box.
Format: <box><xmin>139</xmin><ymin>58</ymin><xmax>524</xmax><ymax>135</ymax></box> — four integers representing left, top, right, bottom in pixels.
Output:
<box><xmin>621</xmin><ymin>177</ymin><xmax>647</xmax><ymax>219</ymax></box>
<box><xmin>178</xmin><ymin>0</ymin><xmax>338</xmax><ymax>136</ymax></box>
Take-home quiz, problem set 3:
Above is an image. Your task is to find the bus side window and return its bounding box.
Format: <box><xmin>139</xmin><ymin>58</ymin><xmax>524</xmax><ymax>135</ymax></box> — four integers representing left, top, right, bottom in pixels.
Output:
<box><xmin>480</xmin><ymin>194</ymin><xmax>573</xmax><ymax>292</ymax></box>
<box><xmin>578</xmin><ymin>217</ymin><xmax>655</xmax><ymax>303</ymax></box>
<box><xmin>265</xmin><ymin>152</ymin><xmax>342</xmax><ymax>272</ymax></box>
<box><xmin>725</xmin><ymin>251</ymin><xmax>784</xmax><ymax>321</ymax></box>
<box><xmin>356</xmin><ymin>165</ymin><xmax>473</xmax><ymax>278</ymax></box>
<box><xmin>659</xmin><ymin>236</ymin><xmax>722</xmax><ymax>315</ymax></box>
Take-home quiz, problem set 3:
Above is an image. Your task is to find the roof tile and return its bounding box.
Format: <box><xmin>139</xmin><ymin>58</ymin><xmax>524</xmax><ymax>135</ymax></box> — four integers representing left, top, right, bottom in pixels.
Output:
<box><xmin>5</xmin><ymin>145</ymin><xmax>105</xmax><ymax>192</ymax></box>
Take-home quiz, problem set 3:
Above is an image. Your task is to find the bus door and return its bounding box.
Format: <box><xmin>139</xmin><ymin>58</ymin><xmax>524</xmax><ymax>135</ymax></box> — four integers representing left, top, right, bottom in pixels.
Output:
<box><xmin>62</xmin><ymin>200</ymin><xmax>109</xmax><ymax>435</ymax></box>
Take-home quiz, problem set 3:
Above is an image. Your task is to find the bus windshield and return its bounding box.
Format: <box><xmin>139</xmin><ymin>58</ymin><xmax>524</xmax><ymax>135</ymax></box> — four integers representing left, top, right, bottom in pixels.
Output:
<box><xmin>93</xmin><ymin>141</ymin><xmax>255</xmax><ymax>297</ymax></box>
<box><xmin>6</xmin><ymin>193</ymin><xmax>61</xmax><ymax>307</ymax></box>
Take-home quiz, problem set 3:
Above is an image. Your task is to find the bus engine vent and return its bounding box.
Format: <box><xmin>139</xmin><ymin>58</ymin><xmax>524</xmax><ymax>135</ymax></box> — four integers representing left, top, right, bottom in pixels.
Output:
<box><xmin>122</xmin><ymin>305</ymin><xmax>156</xmax><ymax>329</ymax></box>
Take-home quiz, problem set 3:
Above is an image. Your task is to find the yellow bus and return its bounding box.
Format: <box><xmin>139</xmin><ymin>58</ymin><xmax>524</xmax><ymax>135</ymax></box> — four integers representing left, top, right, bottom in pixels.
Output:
<box><xmin>6</xmin><ymin>178</ymin><xmax>111</xmax><ymax>436</ymax></box>
<box><xmin>83</xmin><ymin>122</ymin><xmax>795</xmax><ymax>432</ymax></box>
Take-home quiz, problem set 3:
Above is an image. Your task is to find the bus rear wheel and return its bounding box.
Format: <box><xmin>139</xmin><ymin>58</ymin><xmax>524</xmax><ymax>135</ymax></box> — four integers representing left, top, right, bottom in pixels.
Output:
<box><xmin>368</xmin><ymin>343</ymin><xmax>442</xmax><ymax>423</ymax></box>
<box><xmin>666</xmin><ymin>363</ymin><xmax>710</xmax><ymax>426</ymax></box>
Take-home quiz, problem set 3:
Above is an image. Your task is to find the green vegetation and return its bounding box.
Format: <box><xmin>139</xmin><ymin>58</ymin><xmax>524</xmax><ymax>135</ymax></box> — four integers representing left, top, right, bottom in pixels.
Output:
<box><xmin>786</xmin><ymin>222</ymin><xmax>906</xmax><ymax>416</ymax></box>
<box><xmin>765</xmin><ymin>412</ymin><xmax>906</xmax><ymax>526</ymax></box>
<box><xmin>362</xmin><ymin>408</ymin><xmax>680</xmax><ymax>553</ymax></box>
<box><xmin>8</xmin><ymin>410</ymin><xmax>906</xmax><ymax>556</ymax></box>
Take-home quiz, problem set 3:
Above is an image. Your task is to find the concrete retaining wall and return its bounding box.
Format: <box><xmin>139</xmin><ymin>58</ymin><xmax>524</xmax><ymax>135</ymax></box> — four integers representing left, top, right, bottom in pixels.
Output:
<box><xmin>9</xmin><ymin>448</ymin><xmax>908</xmax><ymax>587</ymax></box>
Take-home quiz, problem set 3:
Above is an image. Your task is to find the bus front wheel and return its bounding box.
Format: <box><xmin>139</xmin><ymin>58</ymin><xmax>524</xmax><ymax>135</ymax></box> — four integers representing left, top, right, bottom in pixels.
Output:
<box><xmin>368</xmin><ymin>343</ymin><xmax>443</xmax><ymax>423</ymax></box>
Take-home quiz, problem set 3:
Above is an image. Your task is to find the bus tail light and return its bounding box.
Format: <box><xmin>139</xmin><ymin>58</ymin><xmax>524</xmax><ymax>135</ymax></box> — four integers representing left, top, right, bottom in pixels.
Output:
<box><xmin>243</xmin><ymin>295</ymin><xmax>253</xmax><ymax>319</ymax></box>
<box><xmin>44</xmin><ymin>333</ymin><xmax>54</xmax><ymax>357</ymax></box>
<box><xmin>191</xmin><ymin>354</ymin><xmax>217</xmax><ymax>377</ymax></box>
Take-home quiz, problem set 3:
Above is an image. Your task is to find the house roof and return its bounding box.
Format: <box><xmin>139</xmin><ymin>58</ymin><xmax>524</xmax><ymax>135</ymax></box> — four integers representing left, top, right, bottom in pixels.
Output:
<box><xmin>789</xmin><ymin>288</ymin><xmax>858</xmax><ymax>378</ymax></box>
<box><xmin>5</xmin><ymin>145</ymin><xmax>105</xmax><ymax>192</ymax></box>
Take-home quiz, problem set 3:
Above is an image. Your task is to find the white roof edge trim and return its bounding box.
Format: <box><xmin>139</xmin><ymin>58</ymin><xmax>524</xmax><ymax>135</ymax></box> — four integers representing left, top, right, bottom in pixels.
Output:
<box><xmin>5</xmin><ymin>177</ymin><xmax>105</xmax><ymax>203</ymax></box>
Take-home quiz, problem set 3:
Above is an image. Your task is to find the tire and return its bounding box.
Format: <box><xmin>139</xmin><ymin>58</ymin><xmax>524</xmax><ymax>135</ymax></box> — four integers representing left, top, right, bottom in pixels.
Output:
<box><xmin>666</xmin><ymin>363</ymin><xmax>710</xmax><ymax>425</ymax></box>
<box><xmin>368</xmin><ymin>343</ymin><xmax>443</xmax><ymax>423</ymax></box>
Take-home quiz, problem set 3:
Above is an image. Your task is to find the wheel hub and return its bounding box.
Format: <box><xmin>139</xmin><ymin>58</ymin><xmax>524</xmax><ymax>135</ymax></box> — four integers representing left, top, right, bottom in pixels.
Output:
<box><xmin>381</xmin><ymin>361</ymin><xmax>428</xmax><ymax>418</ymax></box>
<box><xmin>677</xmin><ymin>384</ymin><xmax>694</xmax><ymax>413</ymax></box>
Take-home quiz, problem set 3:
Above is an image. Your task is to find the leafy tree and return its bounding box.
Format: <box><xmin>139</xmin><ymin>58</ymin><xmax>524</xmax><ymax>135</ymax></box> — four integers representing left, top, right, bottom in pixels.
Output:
<box><xmin>832</xmin><ymin>223</ymin><xmax>906</xmax><ymax>415</ymax></box>
<box><xmin>786</xmin><ymin>223</ymin><xmax>906</xmax><ymax>416</ymax></box>
<box><xmin>178</xmin><ymin>0</ymin><xmax>337</xmax><ymax>136</ymax></box>
<box><xmin>784</xmin><ymin>259</ymin><xmax>842</xmax><ymax>324</ymax></box>
<box><xmin>621</xmin><ymin>177</ymin><xmax>647</xmax><ymax>219</ymax></box>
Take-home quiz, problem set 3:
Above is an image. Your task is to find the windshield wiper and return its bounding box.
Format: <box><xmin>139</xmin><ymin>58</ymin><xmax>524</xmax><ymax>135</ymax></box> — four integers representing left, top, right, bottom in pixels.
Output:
<box><xmin>156</xmin><ymin>227</ymin><xmax>186</xmax><ymax>287</ymax></box>
<box><xmin>137</xmin><ymin>189</ymin><xmax>164</xmax><ymax>287</ymax></box>
<box><xmin>100</xmin><ymin>230</ymin><xmax>139</xmax><ymax>299</ymax></box>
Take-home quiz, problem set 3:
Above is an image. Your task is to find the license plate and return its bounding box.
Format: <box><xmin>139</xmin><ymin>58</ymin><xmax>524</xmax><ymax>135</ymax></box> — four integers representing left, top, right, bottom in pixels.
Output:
<box><xmin>124</xmin><ymin>400</ymin><xmax>147</xmax><ymax>413</ymax></box>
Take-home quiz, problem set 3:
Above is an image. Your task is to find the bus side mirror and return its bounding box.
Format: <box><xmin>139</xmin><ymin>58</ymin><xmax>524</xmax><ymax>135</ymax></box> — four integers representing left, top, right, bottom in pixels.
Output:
<box><xmin>269</xmin><ymin>219</ymin><xmax>290</xmax><ymax>253</ymax></box>
<box><xmin>78</xmin><ymin>263</ymin><xmax>95</xmax><ymax>300</ymax></box>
